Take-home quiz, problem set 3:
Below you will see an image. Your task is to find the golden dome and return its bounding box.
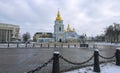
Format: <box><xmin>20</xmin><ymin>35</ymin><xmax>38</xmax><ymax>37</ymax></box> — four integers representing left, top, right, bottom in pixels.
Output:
<box><xmin>67</xmin><ymin>24</ymin><xmax>71</xmax><ymax>31</ymax></box>
<box><xmin>73</xmin><ymin>28</ymin><xmax>76</xmax><ymax>32</ymax></box>
<box><xmin>56</xmin><ymin>10</ymin><xmax>62</xmax><ymax>21</ymax></box>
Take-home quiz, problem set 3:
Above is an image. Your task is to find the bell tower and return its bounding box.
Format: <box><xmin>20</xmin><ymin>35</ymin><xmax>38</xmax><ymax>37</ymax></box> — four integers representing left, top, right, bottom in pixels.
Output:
<box><xmin>54</xmin><ymin>10</ymin><xmax>64</xmax><ymax>42</ymax></box>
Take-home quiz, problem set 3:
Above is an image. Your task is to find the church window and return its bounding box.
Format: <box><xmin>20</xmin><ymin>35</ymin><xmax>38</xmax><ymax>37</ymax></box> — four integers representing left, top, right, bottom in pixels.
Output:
<box><xmin>59</xmin><ymin>27</ymin><xmax>61</xmax><ymax>31</ymax></box>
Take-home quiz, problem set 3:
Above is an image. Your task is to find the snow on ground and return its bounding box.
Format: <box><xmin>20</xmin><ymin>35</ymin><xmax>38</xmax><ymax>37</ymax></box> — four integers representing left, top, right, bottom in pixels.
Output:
<box><xmin>95</xmin><ymin>42</ymin><xmax>120</xmax><ymax>46</ymax></box>
<box><xmin>64</xmin><ymin>62</ymin><xmax>120</xmax><ymax>73</ymax></box>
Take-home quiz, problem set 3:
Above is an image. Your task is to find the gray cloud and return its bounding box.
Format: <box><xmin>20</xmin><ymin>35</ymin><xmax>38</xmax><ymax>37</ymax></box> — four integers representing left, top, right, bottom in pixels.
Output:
<box><xmin>0</xmin><ymin>0</ymin><xmax>120</xmax><ymax>37</ymax></box>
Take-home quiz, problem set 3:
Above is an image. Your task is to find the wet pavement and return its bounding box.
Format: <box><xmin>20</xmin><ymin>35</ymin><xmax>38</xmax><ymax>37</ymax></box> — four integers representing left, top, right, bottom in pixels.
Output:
<box><xmin>0</xmin><ymin>44</ymin><xmax>117</xmax><ymax>73</ymax></box>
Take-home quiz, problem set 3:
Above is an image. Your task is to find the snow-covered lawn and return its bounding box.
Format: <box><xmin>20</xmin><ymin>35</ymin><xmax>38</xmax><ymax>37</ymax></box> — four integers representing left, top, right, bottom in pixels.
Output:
<box><xmin>64</xmin><ymin>62</ymin><xmax>120</xmax><ymax>73</ymax></box>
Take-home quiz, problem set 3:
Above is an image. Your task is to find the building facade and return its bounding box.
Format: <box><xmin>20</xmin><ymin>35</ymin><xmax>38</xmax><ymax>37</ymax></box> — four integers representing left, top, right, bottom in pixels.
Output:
<box><xmin>54</xmin><ymin>11</ymin><xmax>79</xmax><ymax>43</ymax></box>
<box><xmin>33</xmin><ymin>11</ymin><xmax>80</xmax><ymax>43</ymax></box>
<box><xmin>33</xmin><ymin>32</ymin><xmax>53</xmax><ymax>43</ymax></box>
<box><xmin>64</xmin><ymin>24</ymin><xmax>79</xmax><ymax>43</ymax></box>
<box><xmin>0</xmin><ymin>23</ymin><xmax>20</xmax><ymax>43</ymax></box>
<box><xmin>54</xmin><ymin>11</ymin><xmax>64</xmax><ymax>42</ymax></box>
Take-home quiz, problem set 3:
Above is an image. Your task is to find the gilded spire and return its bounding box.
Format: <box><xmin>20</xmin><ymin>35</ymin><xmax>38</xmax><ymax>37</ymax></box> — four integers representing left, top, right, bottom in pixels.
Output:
<box><xmin>56</xmin><ymin>10</ymin><xmax>62</xmax><ymax>21</ymax></box>
<box><xmin>67</xmin><ymin>24</ymin><xmax>71</xmax><ymax>31</ymax></box>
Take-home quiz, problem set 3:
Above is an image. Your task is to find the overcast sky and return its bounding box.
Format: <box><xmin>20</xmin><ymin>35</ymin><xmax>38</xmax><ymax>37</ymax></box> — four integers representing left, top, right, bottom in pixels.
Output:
<box><xmin>0</xmin><ymin>0</ymin><xmax>120</xmax><ymax>37</ymax></box>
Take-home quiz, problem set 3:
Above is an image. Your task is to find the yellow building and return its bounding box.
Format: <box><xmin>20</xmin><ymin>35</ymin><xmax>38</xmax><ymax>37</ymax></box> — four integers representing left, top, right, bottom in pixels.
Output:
<box><xmin>33</xmin><ymin>32</ymin><xmax>53</xmax><ymax>42</ymax></box>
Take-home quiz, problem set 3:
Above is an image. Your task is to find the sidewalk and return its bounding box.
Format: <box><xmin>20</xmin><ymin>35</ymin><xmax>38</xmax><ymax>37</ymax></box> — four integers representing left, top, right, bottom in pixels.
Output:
<box><xmin>64</xmin><ymin>62</ymin><xmax>120</xmax><ymax>73</ymax></box>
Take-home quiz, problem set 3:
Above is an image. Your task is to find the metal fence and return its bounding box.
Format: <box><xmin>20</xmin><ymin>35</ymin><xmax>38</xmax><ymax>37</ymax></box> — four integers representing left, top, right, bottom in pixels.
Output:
<box><xmin>25</xmin><ymin>48</ymin><xmax>120</xmax><ymax>73</ymax></box>
<box><xmin>0</xmin><ymin>43</ymin><xmax>89</xmax><ymax>48</ymax></box>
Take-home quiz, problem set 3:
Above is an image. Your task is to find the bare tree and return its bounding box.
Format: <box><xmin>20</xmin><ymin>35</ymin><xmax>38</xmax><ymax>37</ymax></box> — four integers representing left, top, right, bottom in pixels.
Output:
<box><xmin>22</xmin><ymin>32</ymin><xmax>31</xmax><ymax>43</ymax></box>
<box><xmin>113</xmin><ymin>23</ymin><xmax>120</xmax><ymax>43</ymax></box>
<box><xmin>105</xmin><ymin>23</ymin><xmax>120</xmax><ymax>43</ymax></box>
<box><xmin>95</xmin><ymin>34</ymin><xmax>105</xmax><ymax>42</ymax></box>
<box><xmin>105</xmin><ymin>25</ymin><xmax>114</xmax><ymax>43</ymax></box>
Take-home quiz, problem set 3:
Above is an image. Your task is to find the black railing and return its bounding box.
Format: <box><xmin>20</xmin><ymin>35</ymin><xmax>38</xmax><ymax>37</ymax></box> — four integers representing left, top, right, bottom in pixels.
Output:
<box><xmin>60</xmin><ymin>54</ymin><xmax>94</xmax><ymax>65</ymax></box>
<box><xmin>27</xmin><ymin>57</ymin><xmax>53</xmax><ymax>73</ymax></box>
<box><xmin>26</xmin><ymin>48</ymin><xmax>120</xmax><ymax>73</ymax></box>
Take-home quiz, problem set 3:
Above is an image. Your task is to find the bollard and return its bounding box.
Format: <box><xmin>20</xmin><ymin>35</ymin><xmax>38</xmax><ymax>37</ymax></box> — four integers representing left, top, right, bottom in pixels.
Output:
<box><xmin>41</xmin><ymin>43</ymin><xmax>42</xmax><ymax>48</ymax></box>
<box><xmin>52</xmin><ymin>51</ymin><xmax>60</xmax><ymax>73</ymax></box>
<box><xmin>116</xmin><ymin>48</ymin><xmax>120</xmax><ymax>65</ymax></box>
<box><xmin>68</xmin><ymin>44</ymin><xmax>70</xmax><ymax>48</ymax></box>
<box><xmin>54</xmin><ymin>44</ymin><xmax>56</xmax><ymax>48</ymax></box>
<box><xmin>74</xmin><ymin>44</ymin><xmax>76</xmax><ymax>48</ymax></box>
<box><xmin>86</xmin><ymin>44</ymin><xmax>88</xmax><ymax>48</ymax></box>
<box><xmin>94</xmin><ymin>49</ymin><xmax>100</xmax><ymax>72</ymax></box>
<box><xmin>25</xmin><ymin>43</ymin><xmax>27</xmax><ymax>48</ymax></box>
<box><xmin>8</xmin><ymin>42</ymin><xmax>9</xmax><ymax>48</ymax></box>
<box><xmin>33</xmin><ymin>43</ymin><xmax>35</xmax><ymax>48</ymax></box>
<box><xmin>48</xmin><ymin>44</ymin><xmax>49</xmax><ymax>48</ymax></box>
<box><xmin>17</xmin><ymin>43</ymin><xmax>19</xmax><ymax>48</ymax></box>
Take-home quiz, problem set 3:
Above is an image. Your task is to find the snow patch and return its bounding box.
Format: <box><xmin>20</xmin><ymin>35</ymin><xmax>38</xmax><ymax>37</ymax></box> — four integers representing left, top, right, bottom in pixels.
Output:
<box><xmin>116</xmin><ymin>47</ymin><xmax>120</xmax><ymax>50</ymax></box>
<box><xmin>64</xmin><ymin>62</ymin><xmax>120</xmax><ymax>73</ymax></box>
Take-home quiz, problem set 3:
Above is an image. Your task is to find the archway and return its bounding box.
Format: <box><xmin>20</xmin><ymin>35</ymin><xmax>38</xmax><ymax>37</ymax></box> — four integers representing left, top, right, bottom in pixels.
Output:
<box><xmin>59</xmin><ymin>39</ymin><xmax>62</xmax><ymax>42</ymax></box>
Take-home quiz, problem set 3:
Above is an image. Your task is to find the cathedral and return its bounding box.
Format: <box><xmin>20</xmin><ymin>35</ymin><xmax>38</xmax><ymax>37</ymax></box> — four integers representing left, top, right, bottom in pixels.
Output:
<box><xmin>54</xmin><ymin>11</ymin><xmax>79</xmax><ymax>43</ymax></box>
<box><xmin>34</xmin><ymin>10</ymin><xmax>80</xmax><ymax>43</ymax></box>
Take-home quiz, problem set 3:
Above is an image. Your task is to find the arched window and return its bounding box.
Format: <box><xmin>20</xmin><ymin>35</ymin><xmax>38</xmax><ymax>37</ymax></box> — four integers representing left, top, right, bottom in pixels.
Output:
<box><xmin>59</xmin><ymin>27</ymin><xmax>61</xmax><ymax>31</ymax></box>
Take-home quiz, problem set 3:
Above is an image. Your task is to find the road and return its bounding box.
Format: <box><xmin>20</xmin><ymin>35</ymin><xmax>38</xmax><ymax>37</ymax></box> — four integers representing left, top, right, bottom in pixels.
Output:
<box><xmin>0</xmin><ymin>45</ymin><xmax>116</xmax><ymax>73</ymax></box>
